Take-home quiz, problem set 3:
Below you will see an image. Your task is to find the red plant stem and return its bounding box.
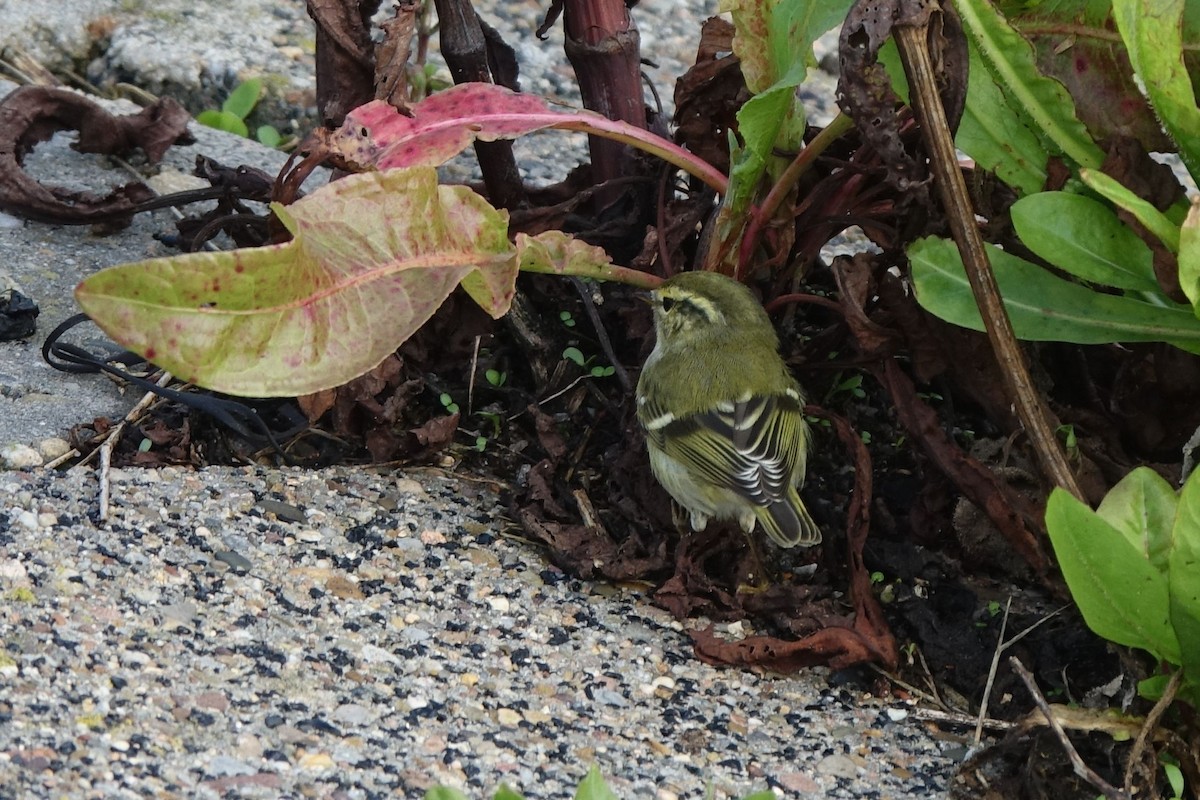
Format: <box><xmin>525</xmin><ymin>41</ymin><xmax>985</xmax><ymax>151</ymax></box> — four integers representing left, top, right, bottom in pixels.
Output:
<box><xmin>764</xmin><ymin>292</ymin><xmax>844</xmax><ymax>317</ymax></box>
<box><xmin>736</xmin><ymin>113</ymin><xmax>854</xmax><ymax>280</ymax></box>
<box><xmin>561</xmin><ymin>0</ymin><xmax>647</xmax><ymax>207</ymax></box>
<box><xmin>519</xmin><ymin>257</ymin><xmax>662</xmax><ymax>288</ymax></box>
<box><xmin>553</xmin><ymin>117</ymin><xmax>728</xmax><ymax>194</ymax></box>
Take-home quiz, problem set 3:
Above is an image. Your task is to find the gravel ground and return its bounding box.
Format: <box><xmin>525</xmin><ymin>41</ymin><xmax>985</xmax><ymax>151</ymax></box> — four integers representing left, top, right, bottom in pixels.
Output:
<box><xmin>0</xmin><ymin>1</ymin><xmax>964</xmax><ymax>797</ymax></box>
<box><xmin>1</xmin><ymin>466</ymin><xmax>958</xmax><ymax>798</ymax></box>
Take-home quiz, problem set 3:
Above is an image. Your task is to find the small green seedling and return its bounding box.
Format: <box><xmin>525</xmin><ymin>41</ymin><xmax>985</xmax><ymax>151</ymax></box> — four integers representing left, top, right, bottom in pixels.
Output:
<box><xmin>439</xmin><ymin>392</ymin><xmax>460</xmax><ymax>415</ymax></box>
<box><xmin>485</xmin><ymin>368</ymin><xmax>507</xmax><ymax>387</ymax></box>
<box><xmin>562</xmin><ymin>346</ymin><xmax>615</xmax><ymax>378</ymax></box>
<box><xmin>826</xmin><ymin>372</ymin><xmax>866</xmax><ymax>403</ymax></box>
<box><xmin>197</xmin><ymin>78</ymin><xmax>283</xmax><ymax>147</ymax></box>
<box><xmin>1161</xmin><ymin>753</ymin><xmax>1185</xmax><ymax>800</ymax></box>
<box><xmin>1056</xmin><ymin>423</ymin><xmax>1080</xmax><ymax>462</ymax></box>
<box><xmin>407</xmin><ymin>62</ymin><xmax>451</xmax><ymax>101</ymax></box>
<box><xmin>560</xmin><ymin>310</ymin><xmax>577</xmax><ymax>328</ymax></box>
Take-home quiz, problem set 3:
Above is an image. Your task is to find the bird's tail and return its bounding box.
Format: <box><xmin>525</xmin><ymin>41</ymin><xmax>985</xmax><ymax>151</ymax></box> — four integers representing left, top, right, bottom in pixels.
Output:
<box><xmin>756</xmin><ymin>487</ymin><xmax>821</xmax><ymax>548</ymax></box>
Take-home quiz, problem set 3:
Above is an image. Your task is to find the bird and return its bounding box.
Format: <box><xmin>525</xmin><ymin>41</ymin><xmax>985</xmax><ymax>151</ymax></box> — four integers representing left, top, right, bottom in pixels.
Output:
<box><xmin>635</xmin><ymin>270</ymin><xmax>821</xmax><ymax>547</ymax></box>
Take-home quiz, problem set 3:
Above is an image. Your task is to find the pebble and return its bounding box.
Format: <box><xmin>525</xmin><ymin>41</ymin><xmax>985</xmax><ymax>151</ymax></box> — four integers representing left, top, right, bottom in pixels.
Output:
<box><xmin>214</xmin><ymin>550</ymin><xmax>253</xmax><ymax>572</ymax></box>
<box><xmin>36</xmin><ymin>437</ymin><xmax>71</xmax><ymax>460</ymax></box>
<box><xmin>0</xmin><ymin>443</ymin><xmax>42</xmax><ymax>469</ymax></box>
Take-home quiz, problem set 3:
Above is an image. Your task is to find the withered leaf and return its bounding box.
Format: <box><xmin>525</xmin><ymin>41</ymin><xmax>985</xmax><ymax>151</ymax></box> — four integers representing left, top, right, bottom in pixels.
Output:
<box><xmin>0</xmin><ymin>86</ymin><xmax>192</xmax><ymax>224</ymax></box>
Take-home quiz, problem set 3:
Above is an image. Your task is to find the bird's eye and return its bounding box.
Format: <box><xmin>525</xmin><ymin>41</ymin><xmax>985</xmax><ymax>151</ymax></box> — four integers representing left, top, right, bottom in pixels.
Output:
<box><xmin>660</xmin><ymin>297</ymin><xmax>676</xmax><ymax>312</ymax></box>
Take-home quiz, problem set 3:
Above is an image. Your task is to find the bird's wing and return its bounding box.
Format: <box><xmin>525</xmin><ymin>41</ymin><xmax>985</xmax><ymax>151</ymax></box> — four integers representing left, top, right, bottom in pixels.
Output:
<box><xmin>642</xmin><ymin>390</ymin><xmax>807</xmax><ymax>505</ymax></box>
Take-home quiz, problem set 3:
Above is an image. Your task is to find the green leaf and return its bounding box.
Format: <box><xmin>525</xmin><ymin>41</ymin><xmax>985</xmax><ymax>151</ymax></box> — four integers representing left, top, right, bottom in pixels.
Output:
<box><xmin>574</xmin><ymin>767</ymin><xmax>618</xmax><ymax>800</ymax></box>
<box><xmin>1169</xmin><ymin>467</ymin><xmax>1200</xmax><ymax>691</ymax></box>
<box><xmin>562</xmin><ymin>347</ymin><xmax>585</xmax><ymax>367</ymax></box>
<box><xmin>222</xmin><ymin>78</ymin><xmax>263</xmax><ymax>120</ymax></box>
<box><xmin>1112</xmin><ymin>0</ymin><xmax>1200</xmax><ymax>179</ymax></box>
<box><xmin>1138</xmin><ymin>673</ymin><xmax>1171</xmax><ymax>701</ymax></box>
<box><xmin>719</xmin><ymin>0</ymin><xmax>850</xmax><ymax>94</ymax></box>
<box><xmin>76</xmin><ymin>169</ymin><xmax>518</xmax><ymax>397</ymax></box>
<box><xmin>424</xmin><ymin>788</ymin><xmax>469</xmax><ymax>800</ymax></box>
<box><xmin>955</xmin><ymin>40</ymin><xmax>1049</xmax><ymax>196</ymax></box>
<box><xmin>1178</xmin><ymin>198</ymin><xmax>1200</xmax><ymax>311</ymax></box>
<box><xmin>1011</xmin><ymin>192</ymin><xmax>1159</xmax><ymax>291</ymax></box>
<box><xmin>493</xmin><ymin>786</ymin><xmax>526</xmax><ymax>800</ymax></box>
<box><xmin>1163</xmin><ymin>759</ymin><xmax>1185</xmax><ymax>800</ymax></box>
<box><xmin>196</xmin><ymin>109</ymin><xmax>249</xmax><ymax>138</ymax></box>
<box><xmin>256</xmin><ymin>125</ymin><xmax>282</xmax><ymax>148</ymax></box>
<box><xmin>955</xmin><ymin>0</ymin><xmax>1105</xmax><ymax>169</ymax></box>
<box><xmin>1079</xmin><ymin>169</ymin><xmax>1181</xmax><ymax>253</ymax></box>
<box><xmin>736</xmin><ymin>86</ymin><xmax>797</xmax><ymax>162</ymax></box>
<box><xmin>908</xmin><ymin>236</ymin><xmax>1200</xmax><ymax>353</ymax></box>
<box><xmin>1096</xmin><ymin>467</ymin><xmax>1179</xmax><ymax>573</ymax></box>
<box><xmin>993</xmin><ymin>0</ymin><xmax>1179</xmax><ymax>153</ymax></box>
<box><xmin>1046</xmin><ymin>487</ymin><xmax>1181</xmax><ymax>663</ymax></box>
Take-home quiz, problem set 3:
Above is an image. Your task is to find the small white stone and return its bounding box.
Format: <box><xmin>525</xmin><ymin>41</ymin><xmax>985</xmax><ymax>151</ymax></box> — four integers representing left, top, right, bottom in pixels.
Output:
<box><xmin>359</xmin><ymin>644</ymin><xmax>398</xmax><ymax>664</ymax></box>
<box><xmin>15</xmin><ymin>510</ymin><xmax>37</xmax><ymax>530</ymax></box>
<box><xmin>120</xmin><ymin>650</ymin><xmax>151</xmax><ymax>667</ymax></box>
<box><xmin>419</xmin><ymin>529</ymin><xmax>446</xmax><ymax>545</ymax></box>
<box><xmin>886</xmin><ymin>707</ymin><xmax>909</xmax><ymax>722</ymax></box>
<box><xmin>36</xmin><ymin>438</ymin><xmax>71</xmax><ymax>460</ymax></box>
<box><xmin>297</xmin><ymin>528</ymin><xmax>322</xmax><ymax>543</ymax></box>
<box><xmin>36</xmin><ymin>512</ymin><xmax>58</xmax><ymax>528</ymax></box>
<box><xmin>0</xmin><ymin>444</ymin><xmax>42</xmax><ymax>470</ymax></box>
<box><xmin>394</xmin><ymin>478</ymin><xmax>424</xmax><ymax>496</ymax></box>
<box><xmin>145</xmin><ymin>169</ymin><xmax>208</xmax><ymax>195</ymax></box>
<box><xmin>487</xmin><ymin>596</ymin><xmax>510</xmax><ymax>613</ymax></box>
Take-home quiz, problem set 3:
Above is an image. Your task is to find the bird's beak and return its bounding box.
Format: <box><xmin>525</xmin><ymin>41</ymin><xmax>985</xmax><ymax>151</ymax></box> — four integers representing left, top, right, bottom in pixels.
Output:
<box><xmin>637</xmin><ymin>290</ymin><xmax>656</xmax><ymax>306</ymax></box>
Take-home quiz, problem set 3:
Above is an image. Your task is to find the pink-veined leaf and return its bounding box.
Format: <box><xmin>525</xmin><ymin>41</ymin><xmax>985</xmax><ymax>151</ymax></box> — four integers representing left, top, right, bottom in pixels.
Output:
<box><xmin>324</xmin><ymin>83</ymin><xmax>728</xmax><ymax>193</ymax></box>
<box><xmin>75</xmin><ymin>168</ymin><xmax>518</xmax><ymax>397</ymax></box>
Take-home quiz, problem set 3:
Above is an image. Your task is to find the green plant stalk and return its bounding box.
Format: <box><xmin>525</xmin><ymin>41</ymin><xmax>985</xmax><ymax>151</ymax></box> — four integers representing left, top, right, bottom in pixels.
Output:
<box><xmin>736</xmin><ymin>112</ymin><xmax>855</xmax><ymax>278</ymax></box>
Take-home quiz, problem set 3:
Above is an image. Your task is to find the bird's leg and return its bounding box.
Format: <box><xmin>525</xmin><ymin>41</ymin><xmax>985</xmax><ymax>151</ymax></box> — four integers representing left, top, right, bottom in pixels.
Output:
<box><xmin>669</xmin><ymin>500</ymin><xmax>692</xmax><ymax>534</ymax></box>
<box><xmin>736</xmin><ymin>531</ymin><xmax>773</xmax><ymax>594</ymax></box>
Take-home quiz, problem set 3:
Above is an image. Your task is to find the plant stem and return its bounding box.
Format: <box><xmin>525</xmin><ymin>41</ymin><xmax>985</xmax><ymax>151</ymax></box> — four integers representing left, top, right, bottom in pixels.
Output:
<box><xmin>894</xmin><ymin>20</ymin><xmax>1083</xmax><ymax>501</ymax></box>
<box><xmin>560</xmin><ymin>0</ymin><xmax>647</xmax><ymax>209</ymax></box>
<box><xmin>432</xmin><ymin>0</ymin><xmax>525</xmax><ymax>209</ymax></box>
<box><xmin>737</xmin><ymin>113</ymin><xmax>855</xmax><ymax>279</ymax></box>
<box><xmin>554</xmin><ymin>118</ymin><xmax>728</xmax><ymax>195</ymax></box>
<box><xmin>519</xmin><ymin>257</ymin><xmax>662</xmax><ymax>288</ymax></box>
